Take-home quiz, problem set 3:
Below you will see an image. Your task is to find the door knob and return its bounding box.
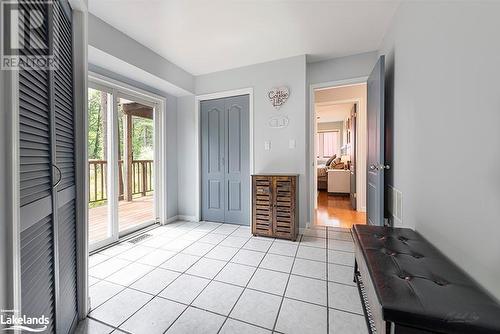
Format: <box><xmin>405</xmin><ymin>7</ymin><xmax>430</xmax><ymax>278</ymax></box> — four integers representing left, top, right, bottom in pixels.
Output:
<box><xmin>370</xmin><ymin>164</ymin><xmax>391</xmax><ymax>171</ymax></box>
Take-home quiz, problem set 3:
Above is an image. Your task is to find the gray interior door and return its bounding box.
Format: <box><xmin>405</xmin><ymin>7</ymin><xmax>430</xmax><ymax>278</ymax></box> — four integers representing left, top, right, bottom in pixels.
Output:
<box><xmin>201</xmin><ymin>99</ymin><xmax>225</xmax><ymax>222</ymax></box>
<box><xmin>367</xmin><ymin>56</ymin><xmax>386</xmax><ymax>226</ymax></box>
<box><xmin>18</xmin><ymin>1</ymin><xmax>77</xmax><ymax>333</ymax></box>
<box><xmin>201</xmin><ymin>95</ymin><xmax>250</xmax><ymax>225</ymax></box>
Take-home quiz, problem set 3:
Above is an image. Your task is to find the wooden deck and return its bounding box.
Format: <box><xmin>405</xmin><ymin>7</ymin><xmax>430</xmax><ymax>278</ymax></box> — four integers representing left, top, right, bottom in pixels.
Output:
<box><xmin>89</xmin><ymin>196</ymin><xmax>154</xmax><ymax>244</ymax></box>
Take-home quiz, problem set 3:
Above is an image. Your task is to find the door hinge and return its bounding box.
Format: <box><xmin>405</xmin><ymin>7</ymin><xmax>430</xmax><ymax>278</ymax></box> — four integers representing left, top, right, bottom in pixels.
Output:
<box><xmin>353</xmin><ymin>193</ymin><xmax>357</xmax><ymax>198</ymax></box>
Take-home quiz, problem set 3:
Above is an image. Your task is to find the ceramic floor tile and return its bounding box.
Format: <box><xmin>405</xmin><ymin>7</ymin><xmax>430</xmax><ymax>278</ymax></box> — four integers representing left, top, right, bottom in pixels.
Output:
<box><xmin>219</xmin><ymin>318</ymin><xmax>271</xmax><ymax>334</ymax></box>
<box><xmin>120</xmin><ymin>297</ymin><xmax>186</xmax><ymax>334</ymax></box>
<box><xmin>130</xmin><ymin>268</ymin><xmax>180</xmax><ymax>295</ymax></box>
<box><xmin>212</xmin><ymin>224</ymin><xmax>239</xmax><ymax>235</ymax></box>
<box><xmin>159</xmin><ymin>274</ymin><xmax>210</xmax><ymax>304</ymax></box>
<box><xmin>186</xmin><ymin>258</ymin><xmax>226</xmax><ymax>279</ymax></box>
<box><xmin>230</xmin><ymin>227</ymin><xmax>253</xmax><ymax>238</ymax></box>
<box><xmin>89</xmin><ymin>254</ymin><xmax>111</xmax><ymax>268</ymax></box>
<box><xmin>205</xmin><ymin>245</ymin><xmax>239</xmax><ymax>261</ymax></box>
<box><xmin>215</xmin><ymin>262</ymin><xmax>256</xmax><ymax>287</ymax></box>
<box><xmin>89</xmin><ymin>258</ymin><xmax>132</xmax><ymax>279</ymax></box>
<box><xmin>182</xmin><ymin>230</ymin><xmax>208</xmax><ymax>241</ymax></box>
<box><xmin>302</xmin><ymin>228</ymin><xmax>327</xmax><ymax>239</ymax></box>
<box><xmin>328</xmin><ymin>240</ymin><xmax>355</xmax><ymax>252</ymax></box>
<box><xmin>199</xmin><ymin>233</ymin><xmax>226</xmax><ymax>245</ymax></box>
<box><xmin>161</xmin><ymin>238</ymin><xmax>193</xmax><ymax>251</ymax></box>
<box><xmin>230</xmin><ymin>289</ymin><xmax>282</xmax><ymax>330</ymax></box>
<box><xmin>181</xmin><ymin>241</ymin><xmax>215</xmax><ymax>256</ymax></box>
<box><xmin>231</xmin><ymin>249</ymin><xmax>265</xmax><ymax>267</ymax></box>
<box><xmin>300</xmin><ymin>236</ymin><xmax>327</xmax><ymax>249</ymax></box>
<box><xmin>89</xmin><ymin>288</ymin><xmax>151</xmax><ymax>327</ymax></box>
<box><xmin>162</xmin><ymin>229</ymin><xmax>188</xmax><ymax>239</ymax></box>
<box><xmin>139</xmin><ymin>236</ymin><xmax>173</xmax><ymax>248</ymax></box>
<box><xmin>242</xmin><ymin>238</ymin><xmax>273</xmax><ymax>252</ymax></box>
<box><xmin>192</xmin><ymin>281</ymin><xmax>243</xmax><ymax>315</ymax></box>
<box><xmin>328</xmin><ymin>264</ymin><xmax>355</xmax><ymax>286</ymax></box>
<box><xmin>105</xmin><ymin>262</ymin><xmax>154</xmax><ymax>286</ymax></box>
<box><xmin>166</xmin><ymin>307</ymin><xmax>225</xmax><ymax>334</ymax></box>
<box><xmin>276</xmin><ymin>298</ymin><xmax>327</xmax><ymax>334</ymax></box>
<box><xmin>259</xmin><ymin>253</ymin><xmax>294</xmax><ymax>273</ymax></box>
<box><xmin>248</xmin><ymin>268</ymin><xmax>289</xmax><ymax>296</ymax></box>
<box><xmin>268</xmin><ymin>242</ymin><xmax>298</xmax><ymax>257</ymax></box>
<box><xmin>195</xmin><ymin>222</ymin><xmax>222</xmax><ymax>231</ymax></box>
<box><xmin>99</xmin><ymin>243</ymin><xmax>134</xmax><ymax>257</ymax></box>
<box><xmin>327</xmin><ymin>250</ymin><xmax>355</xmax><ymax>267</ymax></box>
<box><xmin>116</xmin><ymin>245</ymin><xmax>155</xmax><ymax>261</ymax></box>
<box><xmin>327</xmin><ymin>230</ymin><xmax>353</xmax><ymax>241</ymax></box>
<box><xmin>328</xmin><ymin>282</ymin><xmax>363</xmax><ymax>315</ymax></box>
<box><xmin>89</xmin><ymin>281</ymin><xmax>125</xmax><ymax>310</ymax></box>
<box><xmin>329</xmin><ymin>308</ymin><xmax>368</xmax><ymax>334</ymax></box>
<box><xmin>160</xmin><ymin>253</ymin><xmax>201</xmax><ymax>272</ymax></box>
<box><xmin>296</xmin><ymin>245</ymin><xmax>327</xmax><ymax>262</ymax></box>
<box><xmin>136</xmin><ymin>249</ymin><xmax>177</xmax><ymax>266</ymax></box>
<box><xmin>292</xmin><ymin>258</ymin><xmax>327</xmax><ymax>280</ymax></box>
<box><xmin>89</xmin><ymin>276</ymin><xmax>100</xmax><ymax>287</ymax></box>
<box><xmin>285</xmin><ymin>275</ymin><xmax>327</xmax><ymax>306</ymax></box>
<box><xmin>74</xmin><ymin>318</ymin><xmax>114</xmax><ymax>334</ymax></box>
<box><xmin>219</xmin><ymin>236</ymin><xmax>250</xmax><ymax>248</ymax></box>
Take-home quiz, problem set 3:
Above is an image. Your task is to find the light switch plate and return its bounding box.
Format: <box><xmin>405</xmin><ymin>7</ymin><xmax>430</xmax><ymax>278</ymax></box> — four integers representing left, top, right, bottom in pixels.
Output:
<box><xmin>289</xmin><ymin>139</ymin><xmax>296</xmax><ymax>149</ymax></box>
<box><xmin>264</xmin><ymin>141</ymin><xmax>271</xmax><ymax>150</ymax></box>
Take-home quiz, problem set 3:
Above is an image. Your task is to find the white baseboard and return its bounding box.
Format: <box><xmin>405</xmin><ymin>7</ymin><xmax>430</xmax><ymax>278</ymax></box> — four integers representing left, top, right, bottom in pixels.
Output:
<box><xmin>163</xmin><ymin>215</ymin><xmax>198</xmax><ymax>225</ymax></box>
<box><xmin>177</xmin><ymin>215</ymin><xmax>198</xmax><ymax>222</ymax></box>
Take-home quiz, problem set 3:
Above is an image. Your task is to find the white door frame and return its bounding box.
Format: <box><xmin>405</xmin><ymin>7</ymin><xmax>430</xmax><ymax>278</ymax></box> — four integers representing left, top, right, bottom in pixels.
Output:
<box><xmin>87</xmin><ymin>72</ymin><xmax>168</xmax><ymax>253</ymax></box>
<box><xmin>194</xmin><ymin>88</ymin><xmax>254</xmax><ymax>223</ymax></box>
<box><xmin>309</xmin><ymin>77</ymin><xmax>368</xmax><ymax>226</ymax></box>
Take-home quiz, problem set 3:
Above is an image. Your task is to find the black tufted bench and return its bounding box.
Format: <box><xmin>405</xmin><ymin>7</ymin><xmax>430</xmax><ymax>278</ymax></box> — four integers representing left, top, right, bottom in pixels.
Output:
<box><xmin>352</xmin><ymin>224</ymin><xmax>500</xmax><ymax>334</ymax></box>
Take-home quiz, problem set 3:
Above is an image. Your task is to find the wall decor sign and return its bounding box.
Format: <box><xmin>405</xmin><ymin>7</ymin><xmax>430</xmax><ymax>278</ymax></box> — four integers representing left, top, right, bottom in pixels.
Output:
<box><xmin>268</xmin><ymin>86</ymin><xmax>290</xmax><ymax>109</ymax></box>
<box><xmin>268</xmin><ymin>115</ymin><xmax>289</xmax><ymax>129</ymax></box>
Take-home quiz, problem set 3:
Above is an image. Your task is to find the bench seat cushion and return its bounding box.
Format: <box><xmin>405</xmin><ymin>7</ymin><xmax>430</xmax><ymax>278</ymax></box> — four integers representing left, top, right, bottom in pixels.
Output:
<box><xmin>353</xmin><ymin>224</ymin><xmax>500</xmax><ymax>334</ymax></box>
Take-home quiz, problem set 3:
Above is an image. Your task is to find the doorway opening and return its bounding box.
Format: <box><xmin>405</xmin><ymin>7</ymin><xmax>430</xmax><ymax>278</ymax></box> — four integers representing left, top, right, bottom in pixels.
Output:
<box><xmin>87</xmin><ymin>81</ymin><xmax>162</xmax><ymax>252</ymax></box>
<box><xmin>312</xmin><ymin>83</ymin><xmax>367</xmax><ymax>228</ymax></box>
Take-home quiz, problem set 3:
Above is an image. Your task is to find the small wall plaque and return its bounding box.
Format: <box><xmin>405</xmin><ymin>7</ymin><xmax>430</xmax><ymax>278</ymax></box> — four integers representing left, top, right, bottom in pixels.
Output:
<box><xmin>268</xmin><ymin>86</ymin><xmax>290</xmax><ymax>109</ymax></box>
<box><xmin>268</xmin><ymin>115</ymin><xmax>289</xmax><ymax>129</ymax></box>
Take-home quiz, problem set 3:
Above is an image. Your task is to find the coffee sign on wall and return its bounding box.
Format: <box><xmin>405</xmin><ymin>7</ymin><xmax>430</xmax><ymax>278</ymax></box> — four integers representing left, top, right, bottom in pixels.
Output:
<box><xmin>267</xmin><ymin>86</ymin><xmax>290</xmax><ymax>110</ymax></box>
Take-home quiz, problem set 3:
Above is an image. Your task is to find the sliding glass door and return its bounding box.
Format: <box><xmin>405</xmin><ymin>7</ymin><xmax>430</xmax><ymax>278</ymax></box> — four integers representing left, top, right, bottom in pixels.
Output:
<box><xmin>88</xmin><ymin>83</ymin><xmax>160</xmax><ymax>251</ymax></box>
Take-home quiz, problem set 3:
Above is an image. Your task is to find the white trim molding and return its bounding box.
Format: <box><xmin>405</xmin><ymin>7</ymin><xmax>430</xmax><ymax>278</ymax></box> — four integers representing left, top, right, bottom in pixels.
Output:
<box><xmin>308</xmin><ymin>77</ymin><xmax>368</xmax><ymax>226</ymax></box>
<box><xmin>194</xmin><ymin>88</ymin><xmax>254</xmax><ymax>223</ymax></box>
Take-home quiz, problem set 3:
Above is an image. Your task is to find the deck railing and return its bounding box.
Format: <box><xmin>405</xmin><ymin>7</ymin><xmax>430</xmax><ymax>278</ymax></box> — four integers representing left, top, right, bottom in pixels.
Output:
<box><xmin>88</xmin><ymin>159</ymin><xmax>153</xmax><ymax>203</ymax></box>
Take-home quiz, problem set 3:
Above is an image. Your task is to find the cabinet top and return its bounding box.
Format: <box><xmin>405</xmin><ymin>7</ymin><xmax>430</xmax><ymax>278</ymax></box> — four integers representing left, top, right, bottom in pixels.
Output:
<box><xmin>252</xmin><ymin>173</ymin><xmax>299</xmax><ymax>177</ymax></box>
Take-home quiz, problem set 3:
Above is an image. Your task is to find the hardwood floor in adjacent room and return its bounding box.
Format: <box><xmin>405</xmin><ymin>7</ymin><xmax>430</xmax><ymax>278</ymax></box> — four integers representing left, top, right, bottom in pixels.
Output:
<box><xmin>314</xmin><ymin>191</ymin><xmax>366</xmax><ymax>228</ymax></box>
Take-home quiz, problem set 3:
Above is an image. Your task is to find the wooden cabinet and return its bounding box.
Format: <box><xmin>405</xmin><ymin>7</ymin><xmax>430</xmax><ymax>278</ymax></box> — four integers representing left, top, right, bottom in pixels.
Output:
<box><xmin>252</xmin><ymin>174</ymin><xmax>298</xmax><ymax>241</ymax></box>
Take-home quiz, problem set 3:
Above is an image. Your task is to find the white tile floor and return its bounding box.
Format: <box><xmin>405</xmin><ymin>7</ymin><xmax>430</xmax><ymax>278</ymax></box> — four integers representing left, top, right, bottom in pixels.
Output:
<box><xmin>78</xmin><ymin>221</ymin><xmax>368</xmax><ymax>334</ymax></box>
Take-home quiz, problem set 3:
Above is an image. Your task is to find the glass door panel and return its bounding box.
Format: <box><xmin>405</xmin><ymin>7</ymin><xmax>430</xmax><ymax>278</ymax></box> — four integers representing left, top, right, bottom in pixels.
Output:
<box><xmin>117</xmin><ymin>96</ymin><xmax>155</xmax><ymax>234</ymax></box>
<box><xmin>88</xmin><ymin>87</ymin><xmax>113</xmax><ymax>246</ymax></box>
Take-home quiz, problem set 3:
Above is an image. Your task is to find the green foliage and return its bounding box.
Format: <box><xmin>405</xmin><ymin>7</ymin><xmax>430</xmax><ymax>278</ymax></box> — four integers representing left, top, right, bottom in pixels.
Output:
<box><xmin>88</xmin><ymin>88</ymin><xmax>104</xmax><ymax>159</ymax></box>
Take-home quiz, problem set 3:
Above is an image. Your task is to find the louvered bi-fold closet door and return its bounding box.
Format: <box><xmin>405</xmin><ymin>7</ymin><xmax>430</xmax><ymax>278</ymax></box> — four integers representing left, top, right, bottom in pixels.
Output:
<box><xmin>53</xmin><ymin>1</ymin><xmax>78</xmax><ymax>333</ymax></box>
<box><xmin>18</xmin><ymin>1</ymin><xmax>77</xmax><ymax>333</ymax></box>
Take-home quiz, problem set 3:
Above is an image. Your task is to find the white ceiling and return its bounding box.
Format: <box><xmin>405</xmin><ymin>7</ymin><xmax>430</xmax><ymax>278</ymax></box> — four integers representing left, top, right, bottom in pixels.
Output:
<box><xmin>316</xmin><ymin>103</ymin><xmax>353</xmax><ymax>123</ymax></box>
<box><xmin>88</xmin><ymin>0</ymin><xmax>399</xmax><ymax>75</ymax></box>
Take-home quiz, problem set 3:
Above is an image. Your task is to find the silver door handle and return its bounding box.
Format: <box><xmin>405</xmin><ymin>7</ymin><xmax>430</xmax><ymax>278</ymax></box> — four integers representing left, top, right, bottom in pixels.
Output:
<box><xmin>52</xmin><ymin>164</ymin><xmax>62</xmax><ymax>188</ymax></box>
<box><xmin>370</xmin><ymin>164</ymin><xmax>391</xmax><ymax>171</ymax></box>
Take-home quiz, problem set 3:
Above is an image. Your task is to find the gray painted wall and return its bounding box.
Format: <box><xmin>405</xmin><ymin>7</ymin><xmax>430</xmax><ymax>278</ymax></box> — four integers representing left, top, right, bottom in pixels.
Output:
<box><xmin>89</xmin><ymin>65</ymin><xmax>179</xmax><ymax>221</ymax></box>
<box><xmin>176</xmin><ymin>95</ymin><xmax>196</xmax><ymax>218</ymax></box>
<box><xmin>88</xmin><ymin>14</ymin><xmax>194</xmax><ymax>94</ymax></box>
<box><xmin>177</xmin><ymin>55</ymin><xmax>308</xmax><ymax>226</ymax></box>
<box><xmin>380</xmin><ymin>1</ymin><xmax>500</xmax><ymax>301</ymax></box>
<box><xmin>307</xmin><ymin>51</ymin><xmax>379</xmax><ymax>86</ymax></box>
